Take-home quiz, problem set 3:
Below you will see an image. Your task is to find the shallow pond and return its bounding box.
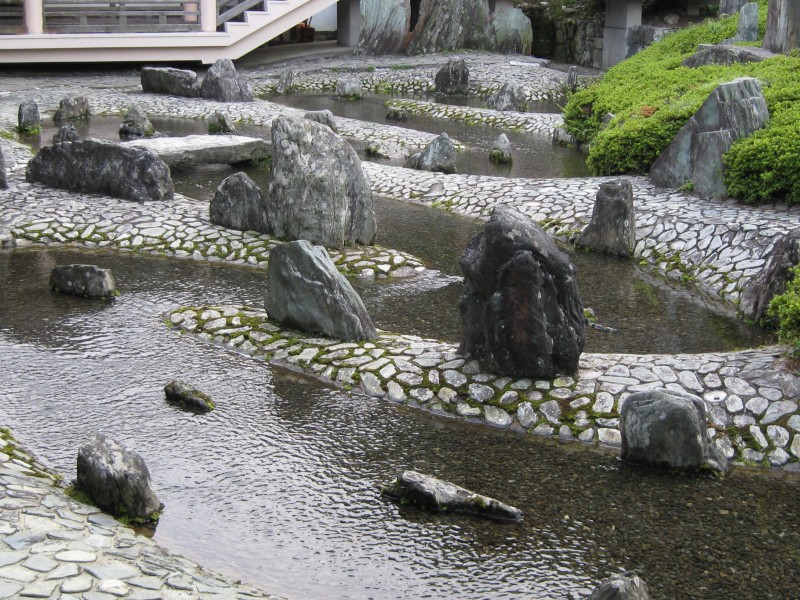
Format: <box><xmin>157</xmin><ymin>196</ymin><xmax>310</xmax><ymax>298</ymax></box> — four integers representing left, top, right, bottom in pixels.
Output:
<box><xmin>0</xmin><ymin>247</ymin><xmax>797</xmax><ymax>600</ymax></box>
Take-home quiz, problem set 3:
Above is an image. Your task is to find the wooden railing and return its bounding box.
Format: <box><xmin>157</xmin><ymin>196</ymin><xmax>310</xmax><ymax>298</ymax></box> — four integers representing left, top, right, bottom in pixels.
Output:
<box><xmin>216</xmin><ymin>0</ymin><xmax>263</xmax><ymax>27</ymax></box>
<box><xmin>42</xmin><ymin>0</ymin><xmax>202</xmax><ymax>32</ymax></box>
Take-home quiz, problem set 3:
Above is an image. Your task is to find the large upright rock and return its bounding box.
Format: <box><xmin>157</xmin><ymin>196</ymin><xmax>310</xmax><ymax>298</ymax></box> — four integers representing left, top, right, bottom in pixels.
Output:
<box><xmin>575</xmin><ymin>180</ymin><xmax>636</xmax><ymax>257</ymax></box>
<box><xmin>492</xmin><ymin>6</ymin><xmax>533</xmax><ymax>54</ymax></box>
<box><xmin>140</xmin><ymin>66</ymin><xmax>201</xmax><ymax>97</ymax></box>
<box><xmin>359</xmin><ymin>0</ymin><xmax>410</xmax><ymax>55</ymax></box>
<box><xmin>740</xmin><ymin>229</ymin><xmax>800</xmax><ymax>322</ymax></box>
<box><xmin>265</xmin><ymin>240</ymin><xmax>377</xmax><ymax>342</ymax></box>
<box><xmin>76</xmin><ymin>434</ymin><xmax>162</xmax><ymax>525</ymax></box>
<box><xmin>267</xmin><ymin>114</ymin><xmax>376</xmax><ymax>248</ymax></box>
<box><xmin>200</xmin><ymin>59</ymin><xmax>253</xmax><ymax>102</ymax></box>
<box><xmin>459</xmin><ymin>206</ymin><xmax>585</xmax><ymax>379</ymax></box>
<box><xmin>407</xmin><ymin>0</ymin><xmax>493</xmax><ymax>54</ymax></box>
<box><xmin>54</xmin><ymin>96</ymin><xmax>90</xmax><ymax>123</ymax></box>
<box><xmin>588</xmin><ymin>573</ymin><xmax>651</xmax><ymax>600</ymax></box>
<box><xmin>620</xmin><ymin>389</ymin><xmax>728</xmax><ymax>475</ymax></box>
<box><xmin>210</xmin><ymin>172</ymin><xmax>269</xmax><ymax>234</ymax></box>
<box><xmin>486</xmin><ymin>80</ymin><xmax>527</xmax><ymax>112</ymax></box>
<box><xmin>762</xmin><ymin>0</ymin><xmax>800</xmax><ymax>54</ymax></box>
<box><xmin>649</xmin><ymin>77</ymin><xmax>769</xmax><ymax>198</ymax></box>
<box><xmin>720</xmin><ymin>0</ymin><xmax>748</xmax><ymax>16</ymax></box>
<box><xmin>404</xmin><ymin>133</ymin><xmax>456</xmax><ymax>174</ymax></box>
<box><xmin>736</xmin><ymin>2</ymin><xmax>760</xmax><ymax>42</ymax></box>
<box><xmin>489</xmin><ymin>133</ymin><xmax>513</xmax><ymax>165</ymax></box>
<box><xmin>18</xmin><ymin>100</ymin><xmax>40</xmax><ymax>133</ymax></box>
<box><xmin>304</xmin><ymin>109</ymin><xmax>338</xmax><ymax>133</ymax></box>
<box><xmin>27</xmin><ymin>139</ymin><xmax>173</xmax><ymax>203</ymax></box>
<box><xmin>50</xmin><ymin>264</ymin><xmax>116</xmax><ymax>299</ymax></box>
<box><xmin>334</xmin><ymin>79</ymin><xmax>363</xmax><ymax>99</ymax></box>
<box><xmin>435</xmin><ymin>58</ymin><xmax>470</xmax><ymax>95</ymax></box>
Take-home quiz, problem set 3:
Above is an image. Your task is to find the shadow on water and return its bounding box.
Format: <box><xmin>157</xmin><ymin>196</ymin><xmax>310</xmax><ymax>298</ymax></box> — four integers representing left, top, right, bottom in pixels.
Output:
<box><xmin>0</xmin><ymin>246</ymin><xmax>797</xmax><ymax>600</ymax></box>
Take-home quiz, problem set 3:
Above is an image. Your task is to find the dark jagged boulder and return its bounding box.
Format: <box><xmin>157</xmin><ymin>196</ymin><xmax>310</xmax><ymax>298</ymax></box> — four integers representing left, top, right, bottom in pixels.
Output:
<box><xmin>740</xmin><ymin>229</ymin><xmax>800</xmax><ymax>322</ymax></box>
<box><xmin>683</xmin><ymin>44</ymin><xmax>776</xmax><ymax>67</ymax></box>
<box><xmin>76</xmin><ymin>434</ymin><xmax>163</xmax><ymax>525</ymax></box>
<box><xmin>762</xmin><ymin>0</ymin><xmax>800</xmax><ymax>54</ymax></box>
<box><xmin>53</xmin><ymin>124</ymin><xmax>79</xmax><ymax>145</ymax></box>
<box><xmin>386</xmin><ymin>107</ymin><xmax>408</xmax><ymax>121</ymax></box>
<box><xmin>208</xmin><ymin>111</ymin><xmax>236</xmax><ymax>134</ymax></box>
<box><xmin>140</xmin><ymin>66</ymin><xmax>201</xmax><ymax>97</ymax></box>
<box><xmin>267</xmin><ymin>114</ymin><xmax>376</xmax><ymax>248</ymax></box>
<box><xmin>650</xmin><ymin>77</ymin><xmax>769</xmax><ymax>198</ymax></box>
<box><xmin>50</xmin><ymin>264</ymin><xmax>116</xmax><ymax>299</ymax></box>
<box><xmin>492</xmin><ymin>5</ymin><xmax>533</xmax><ymax>54</ymax></box>
<box><xmin>382</xmin><ymin>470</ymin><xmax>524</xmax><ymax>523</ymax></box>
<box><xmin>407</xmin><ymin>0</ymin><xmax>493</xmax><ymax>54</ymax></box>
<box><xmin>359</xmin><ymin>0</ymin><xmax>410</xmax><ymax>55</ymax></box>
<box><xmin>489</xmin><ymin>133</ymin><xmax>513</xmax><ymax>165</ymax></box>
<box><xmin>119</xmin><ymin>105</ymin><xmax>155</xmax><ymax>139</ymax></box>
<box><xmin>265</xmin><ymin>240</ymin><xmax>377</xmax><ymax>342</ymax></box>
<box><xmin>210</xmin><ymin>172</ymin><xmax>269</xmax><ymax>234</ymax></box>
<box><xmin>620</xmin><ymin>389</ymin><xmax>729</xmax><ymax>475</ymax></box>
<box><xmin>486</xmin><ymin>80</ymin><xmax>527</xmax><ymax>112</ymax></box>
<box><xmin>588</xmin><ymin>573</ymin><xmax>651</xmax><ymax>600</ymax></box>
<box><xmin>18</xmin><ymin>100</ymin><xmax>40</xmax><ymax>133</ymax></box>
<box><xmin>459</xmin><ymin>206</ymin><xmax>585</xmax><ymax>379</ymax></box>
<box><xmin>164</xmin><ymin>380</ymin><xmax>215</xmax><ymax>412</ymax></box>
<box><xmin>435</xmin><ymin>58</ymin><xmax>470</xmax><ymax>95</ymax></box>
<box><xmin>405</xmin><ymin>133</ymin><xmax>456</xmax><ymax>174</ymax></box>
<box><xmin>27</xmin><ymin>139</ymin><xmax>174</xmax><ymax>203</ymax></box>
<box><xmin>54</xmin><ymin>96</ymin><xmax>90</xmax><ymax>123</ymax></box>
<box><xmin>304</xmin><ymin>109</ymin><xmax>338</xmax><ymax>133</ymax></box>
<box><xmin>575</xmin><ymin>180</ymin><xmax>636</xmax><ymax>257</ymax></box>
<box><xmin>200</xmin><ymin>59</ymin><xmax>253</xmax><ymax>102</ymax></box>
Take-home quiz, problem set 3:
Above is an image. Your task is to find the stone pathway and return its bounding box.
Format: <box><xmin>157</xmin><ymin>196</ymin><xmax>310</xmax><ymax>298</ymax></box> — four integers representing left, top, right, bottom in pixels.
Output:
<box><xmin>0</xmin><ymin>428</ymin><xmax>280</xmax><ymax>600</ymax></box>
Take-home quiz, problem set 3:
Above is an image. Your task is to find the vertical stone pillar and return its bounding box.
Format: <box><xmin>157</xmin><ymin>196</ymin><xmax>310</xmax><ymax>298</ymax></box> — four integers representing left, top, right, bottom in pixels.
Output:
<box><xmin>763</xmin><ymin>0</ymin><xmax>800</xmax><ymax>54</ymax></box>
<box><xmin>200</xmin><ymin>0</ymin><xmax>216</xmax><ymax>32</ymax></box>
<box><xmin>24</xmin><ymin>0</ymin><xmax>43</xmax><ymax>34</ymax></box>
<box><xmin>602</xmin><ymin>0</ymin><xmax>642</xmax><ymax>68</ymax></box>
<box><xmin>337</xmin><ymin>0</ymin><xmax>362</xmax><ymax>47</ymax></box>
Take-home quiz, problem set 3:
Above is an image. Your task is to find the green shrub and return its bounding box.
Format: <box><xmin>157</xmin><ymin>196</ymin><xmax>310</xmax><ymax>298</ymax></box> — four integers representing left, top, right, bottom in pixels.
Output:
<box><xmin>767</xmin><ymin>267</ymin><xmax>800</xmax><ymax>355</ymax></box>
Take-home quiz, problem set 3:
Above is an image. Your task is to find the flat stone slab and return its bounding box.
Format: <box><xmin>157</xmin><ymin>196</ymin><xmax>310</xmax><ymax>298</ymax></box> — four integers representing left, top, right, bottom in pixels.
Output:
<box><xmin>121</xmin><ymin>135</ymin><xmax>269</xmax><ymax>169</ymax></box>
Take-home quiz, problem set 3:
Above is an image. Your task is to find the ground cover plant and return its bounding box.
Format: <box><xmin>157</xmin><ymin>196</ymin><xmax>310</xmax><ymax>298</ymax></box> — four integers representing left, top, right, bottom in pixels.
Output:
<box><xmin>562</xmin><ymin>0</ymin><xmax>800</xmax><ymax>205</ymax></box>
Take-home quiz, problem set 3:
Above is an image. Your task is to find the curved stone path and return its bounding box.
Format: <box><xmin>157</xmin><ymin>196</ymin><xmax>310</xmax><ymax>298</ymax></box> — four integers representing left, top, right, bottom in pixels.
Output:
<box><xmin>0</xmin><ymin>428</ymin><xmax>279</xmax><ymax>600</ymax></box>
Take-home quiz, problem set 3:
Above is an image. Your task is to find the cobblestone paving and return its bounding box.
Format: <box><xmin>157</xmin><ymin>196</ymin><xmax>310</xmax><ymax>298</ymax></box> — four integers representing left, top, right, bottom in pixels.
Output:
<box><xmin>0</xmin><ymin>428</ymin><xmax>280</xmax><ymax>600</ymax></box>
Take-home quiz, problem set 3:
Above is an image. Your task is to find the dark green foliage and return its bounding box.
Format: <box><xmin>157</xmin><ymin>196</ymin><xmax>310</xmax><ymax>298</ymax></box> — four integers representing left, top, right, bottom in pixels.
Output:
<box><xmin>768</xmin><ymin>266</ymin><xmax>800</xmax><ymax>355</ymax></box>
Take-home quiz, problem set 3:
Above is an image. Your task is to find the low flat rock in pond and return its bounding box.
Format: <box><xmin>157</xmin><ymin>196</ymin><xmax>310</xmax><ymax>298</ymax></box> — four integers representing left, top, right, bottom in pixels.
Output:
<box><xmin>588</xmin><ymin>573</ymin><xmax>651</xmax><ymax>600</ymax></box>
<box><xmin>50</xmin><ymin>264</ymin><xmax>116</xmax><ymax>299</ymax></box>
<box><xmin>121</xmin><ymin>135</ymin><xmax>269</xmax><ymax>169</ymax></box>
<box><xmin>382</xmin><ymin>470</ymin><xmax>523</xmax><ymax>523</ymax></box>
<box><xmin>164</xmin><ymin>380</ymin><xmax>215</xmax><ymax>412</ymax></box>
<box><xmin>77</xmin><ymin>434</ymin><xmax>162</xmax><ymax>526</ymax></box>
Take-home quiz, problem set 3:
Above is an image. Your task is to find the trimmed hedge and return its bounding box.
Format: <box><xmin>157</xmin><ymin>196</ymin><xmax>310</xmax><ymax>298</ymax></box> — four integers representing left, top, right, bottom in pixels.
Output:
<box><xmin>768</xmin><ymin>266</ymin><xmax>800</xmax><ymax>356</ymax></box>
<box><xmin>562</xmin><ymin>1</ymin><xmax>800</xmax><ymax>204</ymax></box>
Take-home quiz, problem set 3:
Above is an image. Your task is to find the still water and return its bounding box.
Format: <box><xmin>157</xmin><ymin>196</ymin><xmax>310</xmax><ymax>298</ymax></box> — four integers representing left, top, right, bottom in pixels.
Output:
<box><xmin>0</xmin><ymin>247</ymin><xmax>796</xmax><ymax>600</ymax></box>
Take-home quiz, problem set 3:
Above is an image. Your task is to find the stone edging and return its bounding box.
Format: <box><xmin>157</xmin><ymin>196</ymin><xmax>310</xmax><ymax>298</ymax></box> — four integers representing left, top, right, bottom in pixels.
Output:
<box><xmin>168</xmin><ymin>305</ymin><xmax>800</xmax><ymax>472</ymax></box>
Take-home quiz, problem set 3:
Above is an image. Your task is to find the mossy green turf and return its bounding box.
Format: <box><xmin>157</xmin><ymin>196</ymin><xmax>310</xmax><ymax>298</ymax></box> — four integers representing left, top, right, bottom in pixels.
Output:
<box><xmin>563</xmin><ymin>1</ymin><xmax>800</xmax><ymax>204</ymax></box>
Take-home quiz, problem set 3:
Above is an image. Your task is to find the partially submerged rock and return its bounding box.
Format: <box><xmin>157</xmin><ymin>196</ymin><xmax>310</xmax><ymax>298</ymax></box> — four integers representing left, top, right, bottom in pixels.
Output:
<box><xmin>265</xmin><ymin>240</ymin><xmax>377</xmax><ymax>342</ymax></box>
<box><xmin>119</xmin><ymin>105</ymin><xmax>155</xmax><ymax>139</ymax></box>
<box><xmin>435</xmin><ymin>58</ymin><xmax>470</xmax><ymax>95</ymax></box>
<box><xmin>649</xmin><ymin>77</ymin><xmax>769</xmax><ymax>198</ymax></box>
<box><xmin>50</xmin><ymin>264</ymin><xmax>117</xmax><ymax>299</ymax></box>
<box><xmin>620</xmin><ymin>389</ymin><xmax>729</xmax><ymax>475</ymax></box>
<box><xmin>164</xmin><ymin>380</ymin><xmax>215</xmax><ymax>412</ymax></box>
<box><xmin>18</xmin><ymin>100</ymin><xmax>40</xmax><ymax>133</ymax></box>
<box><xmin>141</xmin><ymin>66</ymin><xmax>201</xmax><ymax>97</ymax></box>
<box><xmin>200</xmin><ymin>58</ymin><xmax>253</xmax><ymax>102</ymax></box>
<box><xmin>575</xmin><ymin>180</ymin><xmax>636</xmax><ymax>257</ymax></box>
<box><xmin>335</xmin><ymin>78</ymin><xmax>363</xmax><ymax>99</ymax></box>
<box><xmin>27</xmin><ymin>139</ymin><xmax>174</xmax><ymax>203</ymax></box>
<box><xmin>486</xmin><ymin>80</ymin><xmax>527</xmax><ymax>112</ymax></box>
<box><xmin>208</xmin><ymin>111</ymin><xmax>236</xmax><ymax>134</ymax></box>
<box><xmin>210</xmin><ymin>171</ymin><xmax>269</xmax><ymax>234</ymax></box>
<box><xmin>267</xmin><ymin>114</ymin><xmax>376</xmax><ymax>248</ymax></box>
<box><xmin>386</xmin><ymin>107</ymin><xmax>408</xmax><ymax>121</ymax></box>
<box><xmin>54</xmin><ymin>96</ymin><xmax>90</xmax><ymax>123</ymax></box>
<box><xmin>121</xmin><ymin>135</ymin><xmax>269</xmax><ymax>169</ymax></box>
<box><xmin>588</xmin><ymin>573</ymin><xmax>651</xmax><ymax>600</ymax></box>
<box><xmin>405</xmin><ymin>133</ymin><xmax>456</xmax><ymax>174</ymax></box>
<box><xmin>76</xmin><ymin>434</ymin><xmax>163</xmax><ymax>526</ymax></box>
<box><xmin>304</xmin><ymin>109</ymin><xmax>338</xmax><ymax>133</ymax></box>
<box><xmin>382</xmin><ymin>470</ymin><xmax>523</xmax><ymax>523</ymax></box>
<box><xmin>489</xmin><ymin>133</ymin><xmax>513</xmax><ymax>165</ymax></box>
<box><xmin>53</xmin><ymin>124</ymin><xmax>79</xmax><ymax>145</ymax></box>
<box><xmin>459</xmin><ymin>206</ymin><xmax>585</xmax><ymax>379</ymax></box>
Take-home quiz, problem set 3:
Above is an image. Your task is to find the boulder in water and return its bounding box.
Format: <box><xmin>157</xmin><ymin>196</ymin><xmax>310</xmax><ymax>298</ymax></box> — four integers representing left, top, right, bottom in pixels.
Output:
<box><xmin>54</xmin><ymin>96</ymin><xmax>90</xmax><ymax>123</ymax></box>
<box><xmin>164</xmin><ymin>380</ymin><xmax>215</xmax><ymax>412</ymax></box>
<box><xmin>119</xmin><ymin>105</ymin><xmax>155</xmax><ymax>139</ymax></box>
<box><xmin>405</xmin><ymin>133</ymin><xmax>456</xmax><ymax>174</ymax></box>
<box><xmin>489</xmin><ymin>133</ymin><xmax>513</xmax><ymax>165</ymax></box>
<box><xmin>208</xmin><ymin>111</ymin><xmax>236</xmax><ymax>134</ymax></box>
<box><xmin>53</xmin><ymin>124</ymin><xmax>79</xmax><ymax>145</ymax></box>
<box><xmin>18</xmin><ymin>100</ymin><xmax>40</xmax><ymax>133</ymax></box>
<box><xmin>50</xmin><ymin>264</ymin><xmax>117</xmax><ymax>299</ymax></box>
<box><xmin>588</xmin><ymin>573</ymin><xmax>651</xmax><ymax>600</ymax></box>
